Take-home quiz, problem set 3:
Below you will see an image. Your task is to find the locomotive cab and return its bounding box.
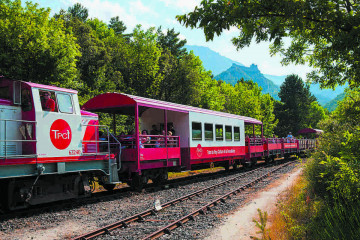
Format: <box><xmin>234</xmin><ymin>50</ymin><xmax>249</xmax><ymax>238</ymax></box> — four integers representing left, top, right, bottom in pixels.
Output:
<box><xmin>0</xmin><ymin>77</ymin><xmax>119</xmax><ymax>210</ymax></box>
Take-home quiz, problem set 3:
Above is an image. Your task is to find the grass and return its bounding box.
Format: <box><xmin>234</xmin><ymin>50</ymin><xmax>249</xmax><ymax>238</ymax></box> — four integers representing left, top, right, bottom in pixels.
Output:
<box><xmin>266</xmin><ymin>173</ymin><xmax>320</xmax><ymax>240</ymax></box>
<box><xmin>265</xmin><ymin>170</ymin><xmax>360</xmax><ymax>240</ymax></box>
<box><xmin>168</xmin><ymin>167</ymin><xmax>224</xmax><ymax>179</ymax></box>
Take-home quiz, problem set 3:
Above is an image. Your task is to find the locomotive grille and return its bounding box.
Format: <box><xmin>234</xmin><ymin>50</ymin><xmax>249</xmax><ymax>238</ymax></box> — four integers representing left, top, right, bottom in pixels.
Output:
<box><xmin>1</xmin><ymin>144</ymin><xmax>17</xmax><ymax>156</ymax></box>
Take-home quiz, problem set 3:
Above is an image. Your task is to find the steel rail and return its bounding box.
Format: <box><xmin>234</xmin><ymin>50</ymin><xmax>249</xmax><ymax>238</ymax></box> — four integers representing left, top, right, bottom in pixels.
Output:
<box><xmin>142</xmin><ymin>161</ymin><xmax>293</xmax><ymax>240</ymax></box>
<box><xmin>73</xmin><ymin>162</ymin><xmax>290</xmax><ymax>240</ymax></box>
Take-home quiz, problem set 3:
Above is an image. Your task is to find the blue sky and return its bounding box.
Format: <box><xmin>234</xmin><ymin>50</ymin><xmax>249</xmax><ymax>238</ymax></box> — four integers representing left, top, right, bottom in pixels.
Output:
<box><xmin>31</xmin><ymin>0</ymin><xmax>311</xmax><ymax>79</ymax></box>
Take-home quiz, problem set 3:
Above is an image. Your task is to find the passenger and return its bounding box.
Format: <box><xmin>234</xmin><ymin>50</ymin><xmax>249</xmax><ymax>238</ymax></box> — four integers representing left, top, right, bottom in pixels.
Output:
<box><xmin>286</xmin><ymin>132</ymin><xmax>293</xmax><ymax>143</ymax></box>
<box><xmin>167</xmin><ymin>131</ymin><xmax>173</xmax><ymax>147</ymax></box>
<box><xmin>154</xmin><ymin>137</ymin><xmax>161</xmax><ymax>148</ymax></box>
<box><xmin>141</xmin><ymin>130</ymin><xmax>150</xmax><ymax>148</ymax></box>
<box><xmin>169</xmin><ymin>125</ymin><xmax>176</xmax><ymax>136</ymax></box>
<box><xmin>41</xmin><ymin>91</ymin><xmax>55</xmax><ymax>112</ymax></box>
<box><xmin>150</xmin><ymin>125</ymin><xmax>159</xmax><ymax>136</ymax></box>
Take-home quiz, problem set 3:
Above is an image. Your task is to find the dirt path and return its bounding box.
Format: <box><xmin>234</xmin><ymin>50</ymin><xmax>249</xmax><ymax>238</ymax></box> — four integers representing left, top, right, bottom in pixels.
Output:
<box><xmin>204</xmin><ymin>165</ymin><xmax>303</xmax><ymax>240</ymax></box>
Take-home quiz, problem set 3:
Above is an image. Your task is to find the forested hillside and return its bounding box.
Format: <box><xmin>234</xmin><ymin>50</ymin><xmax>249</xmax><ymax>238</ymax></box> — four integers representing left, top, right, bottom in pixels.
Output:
<box><xmin>178</xmin><ymin>0</ymin><xmax>360</xmax><ymax>238</ymax></box>
<box><xmin>215</xmin><ymin>63</ymin><xmax>280</xmax><ymax>99</ymax></box>
<box><xmin>0</xmin><ymin>0</ymin><xmax>281</xmax><ymax>135</ymax></box>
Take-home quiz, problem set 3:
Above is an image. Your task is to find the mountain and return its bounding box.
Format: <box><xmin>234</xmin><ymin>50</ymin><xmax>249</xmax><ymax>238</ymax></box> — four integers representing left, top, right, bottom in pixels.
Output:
<box><xmin>185</xmin><ymin>45</ymin><xmax>346</xmax><ymax>105</ymax></box>
<box><xmin>324</xmin><ymin>92</ymin><xmax>346</xmax><ymax>112</ymax></box>
<box><xmin>185</xmin><ymin>45</ymin><xmax>244</xmax><ymax>75</ymax></box>
<box><xmin>215</xmin><ymin>63</ymin><xmax>280</xmax><ymax>99</ymax></box>
<box><xmin>263</xmin><ymin>74</ymin><xmax>287</xmax><ymax>86</ymax></box>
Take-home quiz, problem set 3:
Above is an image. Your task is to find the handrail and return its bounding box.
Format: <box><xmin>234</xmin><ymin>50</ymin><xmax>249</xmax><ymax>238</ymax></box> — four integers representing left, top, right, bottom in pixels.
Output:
<box><xmin>0</xmin><ymin>119</ymin><xmax>37</xmax><ymax>159</ymax></box>
<box><xmin>120</xmin><ymin>134</ymin><xmax>180</xmax><ymax>148</ymax></box>
<box><xmin>81</xmin><ymin>124</ymin><xmax>121</xmax><ymax>171</ymax></box>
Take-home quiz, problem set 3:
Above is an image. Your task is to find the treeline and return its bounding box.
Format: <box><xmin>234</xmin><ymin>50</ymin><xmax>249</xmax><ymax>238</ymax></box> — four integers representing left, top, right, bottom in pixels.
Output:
<box><xmin>0</xmin><ymin>0</ymin><xmax>326</xmax><ymax>136</ymax></box>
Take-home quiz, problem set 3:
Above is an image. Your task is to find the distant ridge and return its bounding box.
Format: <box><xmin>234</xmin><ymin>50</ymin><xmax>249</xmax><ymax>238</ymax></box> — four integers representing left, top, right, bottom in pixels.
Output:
<box><xmin>324</xmin><ymin>92</ymin><xmax>346</xmax><ymax>112</ymax></box>
<box><xmin>215</xmin><ymin>63</ymin><xmax>280</xmax><ymax>99</ymax></box>
<box><xmin>185</xmin><ymin>45</ymin><xmax>244</xmax><ymax>75</ymax></box>
<box><xmin>185</xmin><ymin>45</ymin><xmax>346</xmax><ymax>105</ymax></box>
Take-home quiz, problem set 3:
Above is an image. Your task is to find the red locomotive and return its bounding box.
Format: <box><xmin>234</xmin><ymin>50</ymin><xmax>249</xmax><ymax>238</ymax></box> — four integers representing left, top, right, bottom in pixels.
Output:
<box><xmin>0</xmin><ymin>76</ymin><xmax>315</xmax><ymax>210</ymax></box>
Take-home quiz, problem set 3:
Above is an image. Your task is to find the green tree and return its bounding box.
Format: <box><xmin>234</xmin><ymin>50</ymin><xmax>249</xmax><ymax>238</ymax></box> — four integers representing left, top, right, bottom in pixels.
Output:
<box><xmin>178</xmin><ymin>0</ymin><xmax>360</xmax><ymax>88</ymax></box>
<box><xmin>274</xmin><ymin>74</ymin><xmax>316</xmax><ymax>137</ymax></box>
<box><xmin>0</xmin><ymin>0</ymin><xmax>80</xmax><ymax>87</ymax></box>
<box><xmin>157</xmin><ymin>28</ymin><xmax>187</xmax><ymax>57</ymax></box>
<box><xmin>109</xmin><ymin>16</ymin><xmax>127</xmax><ymax>35</ymax></box>
<box><xmin>68</xmin><ymin>3</ymin><xmax>88</xmax><ymax>22</ymax></box>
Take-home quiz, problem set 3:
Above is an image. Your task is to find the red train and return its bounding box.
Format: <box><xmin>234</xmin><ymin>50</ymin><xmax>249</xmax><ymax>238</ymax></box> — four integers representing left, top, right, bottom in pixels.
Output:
<box><xmin>0</xmin><ymin>76</ymin><xmax>315</xmax><ymax>210</ymax></box>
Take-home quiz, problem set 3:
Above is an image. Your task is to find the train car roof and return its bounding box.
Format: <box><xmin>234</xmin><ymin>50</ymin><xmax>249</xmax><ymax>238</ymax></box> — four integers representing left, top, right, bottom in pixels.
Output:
<box><xmin>25</xmin><ymin>81</ymin><xmax>78</xmax><ymax>94</ymax></box>
<box><xmin>82</xmin><ymin>92</ymin><xmax>262</xmax><ymax>125</ymax></box>
<box><xmin>0</xmin><ymin>76</ymin><xmax>77</xmax><ymax>94</ymax></box>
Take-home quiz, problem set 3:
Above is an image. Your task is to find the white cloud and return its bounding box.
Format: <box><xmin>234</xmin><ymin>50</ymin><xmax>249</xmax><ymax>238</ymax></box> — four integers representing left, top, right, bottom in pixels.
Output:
<box><xmin>129</xmin><ymin>1</ymin><xmax>158</xmax><ymax>17</ymax></box>
<box><xmin>159</xmin><ymin>0</ymin><xmax>200</xmax><ymax>12</ymax></box>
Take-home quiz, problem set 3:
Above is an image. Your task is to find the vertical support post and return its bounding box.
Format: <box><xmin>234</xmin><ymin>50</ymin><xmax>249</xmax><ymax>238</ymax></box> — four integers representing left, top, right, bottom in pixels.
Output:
<box><xmin>261</xmin><ymin>124</ymin><xmax>263</xmax><ymax>138</ymax></box>
<box><xmin>112</xmin><ymin>113</ymin><xmax>116</xmax><ymax>136</ymax></box>
<box><xmin>5</xmin><ymin>120</ymin><xmax>7</xmax><ymax>158</ymax></box>
<box><xmin>252</xmin><ymin>124</ymin><xmax>255</xmax><ymax>138</ymax></box>
<box><xmin>164</xmin><ymin>110</ymin><xmax>168</xmax><ymax>165</ymax></box>
<box><xmin>135</xmin><ymin>103</ymin><xmax>140</xmax><ymax>173</ymax></box>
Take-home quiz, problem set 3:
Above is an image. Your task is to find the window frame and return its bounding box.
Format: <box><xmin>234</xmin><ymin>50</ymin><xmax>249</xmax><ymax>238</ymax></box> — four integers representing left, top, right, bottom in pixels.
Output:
<box><xmin>39</xmin><ymin>90</ymin><xmax>58</xmax><ymax>112</ymax></box>
<box><xmin>234</xmin><ymin>126</ymin><xmax>241</xmax><ymax>141</ymax></box>
<box><xmin>225</xmin><ymin>125</ymin><xmax>232</xmax><ymax>141</ymax></box>
<box><xmin>192</xmin><ymin>121</ymin><xmax>202</xmax><ymax>141</ymax></box>
<box><xmin>56</xmin><ymin>92</ymin><xmax>74</xmax><ymax>114</ymax></box>
<box><xmin>204</xmin><ymin>123</ymin><xmax>214</xmax><ymax>141</ymax></box>
<box><xmin>215</xmin><ymin>124</ymin><xmax>223</xmax><ymax>141</ymax></box>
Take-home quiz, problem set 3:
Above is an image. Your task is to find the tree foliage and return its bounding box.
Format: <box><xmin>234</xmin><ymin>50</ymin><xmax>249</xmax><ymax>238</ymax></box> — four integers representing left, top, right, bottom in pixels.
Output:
<box><xmin>307</xmin><ymin>88</ymin><xmax>360</xmax><ymax>202</ymax></box>
<box><xmin>274</xmin><ymin>74</ymin><xmax>325</xmax><ymax>137</ymax></box>
<box><xmin>0</xmin><ymin>1</ymin><xmax>280</xmax><ymax>135</ymax></box>
<box><xmin>177</xmin><ymin>0</ymin><xmax>360</xmax><ymax>88</ymax></box>
<box><xmin>0</xmin><ymin>0</ymin><xmax>80</xmax><ymax>87</ymax></box>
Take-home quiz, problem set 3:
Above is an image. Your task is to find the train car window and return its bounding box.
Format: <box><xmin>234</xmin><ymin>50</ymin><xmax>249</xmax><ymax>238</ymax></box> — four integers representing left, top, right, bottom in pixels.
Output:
<box><xmin>225</xmin><ymin>125</ymin><xmax>232</xmax><ymax>141</ymax></box>
<box><xmin>234</xmin><ymin>127</ymin><xmax>240</xmax><ymax>141</ymax></box>
<box><xmin>204</xmin><ymin>123</ymin><xmax>213</xmax><ymax>141</ymax></box>
<box><xmin>40</xmin><ymin>90</ymin><xmax>58</xmax><ymax>112</ymax></box>
<box><xmin>215</xmin><ymin>124</ymin><xmax>223</xmax><ymax>141</ymax></box>
<box><xmin>57</xmin><ymin>93</ymin><xmax>74</xmax><ymax>114</ymax></box>
<box><xmin>192</xmin><ymin>122</ymin><xmax>202</xmax><ymax>140</ymax></box>
<box><xmin>0</xmin><ymin>86</ymin><xmax>10</xmax><ymax>99</ymax></box>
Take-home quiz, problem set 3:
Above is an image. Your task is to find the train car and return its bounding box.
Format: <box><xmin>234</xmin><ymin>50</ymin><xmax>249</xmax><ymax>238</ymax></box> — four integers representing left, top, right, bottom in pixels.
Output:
<box><xmin>82</xmin><ymin>92</ymin><xmax>265</xmax><ymax>187</ymax></box>
<box><xmin>0</xmin><ymin>77</ymin><xmax>120</xmax><ymax>210</ymax></box>
<box><xmin>0</xmin><ymin>76</ymin><xmax>316</xmax><ymax>209</ymax></box>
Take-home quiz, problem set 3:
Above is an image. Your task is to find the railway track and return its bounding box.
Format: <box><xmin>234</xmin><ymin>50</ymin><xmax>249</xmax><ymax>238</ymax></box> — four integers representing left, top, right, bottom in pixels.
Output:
<box><xmin>73</xmin><ymin>160</ymin><xmax>294</xmax><ymax>240</ymax></box>
<box><xmin>0</xmin><ymin>162</ymin><xmax>254</xmax><ymax>220</ymax></box>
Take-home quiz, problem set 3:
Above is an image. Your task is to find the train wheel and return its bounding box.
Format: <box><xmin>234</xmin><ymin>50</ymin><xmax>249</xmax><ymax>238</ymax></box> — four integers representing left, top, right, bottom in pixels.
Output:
<box><xmin>152</xmin><ymin>171</ymin><xmax>168</xmax><ymax>185</ymax></box>
<box><xmin>103</xmin><ymin>184</ymin><xmax>116</xmax><ymax>191</ymax></box>
<box><xmin>129</xmin><ymin>174</ymin><xmax>148</xmax><ymax>191</ymax></box>
<box><xmin>232</xmin><ymin>163</ymin><xmax>238</xmax><ymax>170</ymax></box>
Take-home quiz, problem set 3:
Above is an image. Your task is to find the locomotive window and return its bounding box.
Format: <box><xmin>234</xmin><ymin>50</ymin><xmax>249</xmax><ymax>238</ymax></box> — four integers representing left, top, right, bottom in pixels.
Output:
<box><xmin>40</xmin><ymin>90</ymin><xmax>58</xmax><ymax>112</ymax></box>
<box><xmin>192</xmin><ymin>122</ymin><xmax>202</xmax><ymax>140</ymax></box>
<box><xmin>0</xmin><ymin>86</ymin><xmax>10</xmax><ymax>100</ymax></box>
<box><xmin>215</xmin><ymin>124</ymin><xmax>223</xmax><ymax>141</ymax></box>
<box><xmin>225</xmin><ymin>125</ymin><xmax>232</xmax><ymax>141</ymax></box>
<box><xmin>204</xmin><ymin>123</ymin><xmax>213</xmax><ymax>141</ymax></box>
<box><xmin>57</xmin><ymin>93</ymin><xmax>74</xmax><ymax>114</ymax></box>
<box><xmin>234</xmin><ymin>127</ymin><xmax>240</xmax><ymax>141</ymax></box>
